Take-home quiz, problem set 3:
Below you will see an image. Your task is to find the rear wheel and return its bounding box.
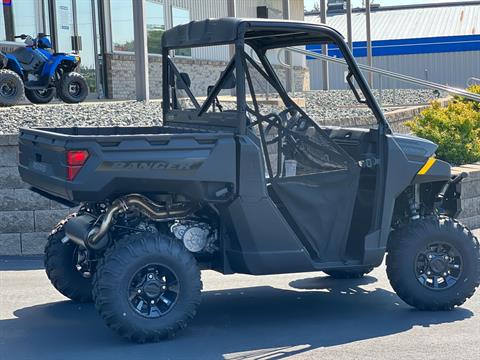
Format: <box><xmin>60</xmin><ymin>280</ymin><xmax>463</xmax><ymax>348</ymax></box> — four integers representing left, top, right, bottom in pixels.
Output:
<box><xmin>92</xmin><ymin>232</ymin><xmax>202</xmax><ymax>343</ymax></box>
<box><xmin>0</xmin><ymin>69</ymin><xmax>24</xmax><ymax>106</ymax></box>
<box><xmin>25</xmin><ymin>88</ymin><xmax>55</xmax><ymax>104</ymax></box>
<box><xmin>387</xmin><ymin>217</ymin><xmax>479</xmax><ymax>310</ymax></box>
<box><xmin>324</xmin><ymin>267</ymin><xmax>374</xmax><ymax>279</ymax></box>
<box><xmin>44</xmin><ymin>222</ymin><xmax>93</xmax><ymax>303</ymax></box>
<box><xmin>56</xmin><ymin>72</ymin><xmax>88</xmax><ymax>103</ymax></box>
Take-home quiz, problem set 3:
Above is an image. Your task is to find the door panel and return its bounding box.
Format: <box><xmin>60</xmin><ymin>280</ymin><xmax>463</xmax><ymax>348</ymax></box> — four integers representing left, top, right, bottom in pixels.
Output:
<box><xmin>270</xmin><ymin>169</ymin><xmax>360</xmax><ymax>261</ymax></box>
<box><xmin>264</xmin><ymin>124</ymin><xmax>361</xmax><ymax>261</ymax></box>
<box><xmin>53</xmin><ymin>0</ymin><xmax>98</xmax><ymax>94</ymax></box>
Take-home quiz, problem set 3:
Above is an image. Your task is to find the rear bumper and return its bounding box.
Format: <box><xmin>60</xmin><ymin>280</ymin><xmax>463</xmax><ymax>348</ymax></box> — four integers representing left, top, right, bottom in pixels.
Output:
<box><xmin>18</xmin><ymin>165</ymin><xmax>72</xmax><ymax>201</ymax></box>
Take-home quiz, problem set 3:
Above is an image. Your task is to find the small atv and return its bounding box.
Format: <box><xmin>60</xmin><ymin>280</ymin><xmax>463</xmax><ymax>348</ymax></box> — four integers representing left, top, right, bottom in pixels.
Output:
<box><xmin>0</xmin><ymin>33</ymin><xmax>88</xmax><ymax>106</ymax></box>
<box><xmin>18</xmin><ymin>18</ymin><xmax>480</xmax><ymax>343</ymax></box>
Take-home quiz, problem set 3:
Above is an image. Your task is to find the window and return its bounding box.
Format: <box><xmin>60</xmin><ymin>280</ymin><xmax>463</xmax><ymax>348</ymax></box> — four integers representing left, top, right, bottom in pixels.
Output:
<box><xmin>146</xmin><ymin>0</ymin><xmax>164</xmax><ymax>54</ymax></box>
<box><xmin>110</xmin><ymin>0</ymin><xmax>165</xmax><ymax>54</ymax></box>
<box><xmin>110</xmin><ymin>0</ymin><xmax>134</xmax><ymax>52</ymax></box>
<box><xmin>55</xmin><ymin>0</ymin><xmax>74</xmax><ymax>52</ymax></box>
<box><xmin>0</xmin><ymin>10</ymin><xmax>5</xmax><ymax>41</ymax></box>
<box><xmin>12</xmin><ymin>0</ymin><xmax>39</xmax><ymax>41</ymax></box>
<box><xmin>172</xmin><ymin>7</ymin><xmax>190</xmax><ymax>57</ymax></box>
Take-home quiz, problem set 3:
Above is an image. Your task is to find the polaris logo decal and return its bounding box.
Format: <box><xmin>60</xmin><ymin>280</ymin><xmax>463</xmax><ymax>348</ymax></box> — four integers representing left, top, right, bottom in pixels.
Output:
<box><xmin>97</xmin><ymin>159</ymin><xmax>205</xmax><ymax>171</ymax></box>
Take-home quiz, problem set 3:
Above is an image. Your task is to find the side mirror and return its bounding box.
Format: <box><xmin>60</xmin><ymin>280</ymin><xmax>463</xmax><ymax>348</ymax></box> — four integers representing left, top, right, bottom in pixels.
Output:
<box><xmin>176</xmin><ymin>72</ymin><xmax>191</xmax><ymax>90</ymax></box>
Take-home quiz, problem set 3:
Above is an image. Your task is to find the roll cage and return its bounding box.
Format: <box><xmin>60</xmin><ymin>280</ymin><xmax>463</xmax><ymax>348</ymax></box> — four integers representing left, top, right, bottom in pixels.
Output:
<box><xmin>161</xmin><ymin>18</ymin><xmax>391</xmax><ymax>135</ymax></box>
<box><xmin>161</xmin><ymin>18</ymin><xmax>390</xmax><ymax>236</ymax></box>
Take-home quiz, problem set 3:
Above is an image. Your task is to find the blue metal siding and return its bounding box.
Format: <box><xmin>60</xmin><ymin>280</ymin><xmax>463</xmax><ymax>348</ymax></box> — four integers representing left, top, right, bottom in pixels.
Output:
<box><xmin>306</xmin><ymin>34</ymin><xmax>480</xmax><ymax>58</ymax></box>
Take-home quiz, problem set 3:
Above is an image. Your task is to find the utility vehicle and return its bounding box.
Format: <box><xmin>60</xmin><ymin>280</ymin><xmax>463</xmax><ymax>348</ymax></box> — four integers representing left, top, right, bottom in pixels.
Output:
<box><xmin>18</xmin><ymin>18</ymin><xmax>479</xmax><ymax>343</ymax></box>
<box><xmin>0</xmin><ymin>33</ymin><xmax>88</xmax><ymax>106</ymax></box>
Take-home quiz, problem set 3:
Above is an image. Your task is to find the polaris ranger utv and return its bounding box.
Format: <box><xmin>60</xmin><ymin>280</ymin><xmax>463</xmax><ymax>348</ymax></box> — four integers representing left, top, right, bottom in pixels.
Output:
<box><xmin>18</xmin><ymin>18</ymin><xmax>479</xmax><ymax>343</ymax></box>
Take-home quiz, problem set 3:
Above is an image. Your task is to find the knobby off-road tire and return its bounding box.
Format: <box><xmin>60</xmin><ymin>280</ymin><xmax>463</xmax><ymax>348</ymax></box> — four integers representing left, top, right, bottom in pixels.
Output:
<box><xmin>25</xmin><ymin>88</ymin><xmax>55</xmax><ymax>104</ymax></box>
<box><xmin>0</xmin><ymin>69</ymin><xmax>24</xmax><ymax>106</ymax></box>
<box><xmin>56</xmin><ymin>72</ymin><xmax>88</xmax><ymax>103</ymax></box>
<box><xmin>324</xmin><ymin>267</ymin><xmax>374</xmax><ymax>279</ymax></box>
<box><xmin>92</xmin><ymin>232</ymin><xmax>202</xmax><ymax>343</ymax></box>
<box><xmin>44</xmin><ymin>220</ymin><xmax>93</xmax><ymax>303</ymax></box>
<box><xmin>387</xmin><ymin>216</ymin><xmax>480</xmax><ymax>310</ymax></box>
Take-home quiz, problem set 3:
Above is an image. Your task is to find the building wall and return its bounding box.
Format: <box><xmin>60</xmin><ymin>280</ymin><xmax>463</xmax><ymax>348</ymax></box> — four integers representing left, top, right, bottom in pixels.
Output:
<box><xmin>308</xmin><ymin>49</ymin><xmax>480</xmax><ymax>90</ymax></box>
<box><xmin>169</xmin><ymin>0</ymin><xmax>230</xmax><ymax>61</ymax></box>
<box><xmin>106</xmin><ymin>53</ymin><xmax>310</xmax><ymax>99</ymax></box>
<box><xmin>105</xmin><ymin>0</ymin><xmax>308</xmax><ymax>99</ymax></box>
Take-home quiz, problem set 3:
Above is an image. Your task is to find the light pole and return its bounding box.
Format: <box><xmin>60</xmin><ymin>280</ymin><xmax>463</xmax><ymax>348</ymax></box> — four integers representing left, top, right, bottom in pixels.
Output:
<box><xmin>132</xmin><ymin>0</ymin><xmax>149</xmax><ymax>102</ymax></box>
<box><xmin>320</xmin><ymin>0</ymin><xmax>329</xmax><ymax>90</ymax></box>
<box><xmin>346</xmin><ymin>0</ymin><xmax>353</xmax><ymax>51</ymax></box>
<box><xmin>366</xmin><ymin>0</ymin><xmax>373</xmax><ymax>87</ymax></box>
<box><xmin>282</xmin><ymin>0</ymin><xmax>293</xmax><ymax>93</ymax></box>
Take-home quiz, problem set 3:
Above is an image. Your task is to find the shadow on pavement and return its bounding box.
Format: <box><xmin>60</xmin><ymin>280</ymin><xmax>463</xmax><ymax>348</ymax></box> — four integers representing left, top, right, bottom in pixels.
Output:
<box><xmin>1</xmin><ymin>275</ymin><xmax>474</xmax><ymax>360</ymax></box>
<box><xmin>0</xmin><ymin>257</ymin><xmax>43</xmax><ymax>271</ymax></box>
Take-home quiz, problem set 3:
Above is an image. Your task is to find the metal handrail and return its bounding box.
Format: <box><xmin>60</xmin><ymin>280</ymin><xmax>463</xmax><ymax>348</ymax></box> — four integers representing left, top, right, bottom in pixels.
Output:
<box><xmin>287</xmin><ymin>47</ymin><xmax>480</xmax><ymax>103</ymax></box>
<box><xmin>276</xmin><ymin>48</ymin><xmax>295</xmax><ymax>96</ymax></box>
<box><xmin>467</xmin><ymin>77</ymin><xmax>480</xmax><ymax>87</ymax></box>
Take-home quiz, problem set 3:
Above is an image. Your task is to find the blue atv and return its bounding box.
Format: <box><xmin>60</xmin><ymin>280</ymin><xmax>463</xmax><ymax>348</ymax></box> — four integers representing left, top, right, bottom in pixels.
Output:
<box><xmin>0</xmin><ymin>33</ymin><xmax>88</xmax><ymax>106</ymax></box>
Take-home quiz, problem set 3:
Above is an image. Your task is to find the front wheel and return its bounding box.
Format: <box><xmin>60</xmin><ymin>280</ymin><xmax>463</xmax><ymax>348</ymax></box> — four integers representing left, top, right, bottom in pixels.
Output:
<box><xmin>56</xmin><ymin>72</ymin><xmax>88</xmax><ymax>103</ymax></box>
<box><xmin>387</xmin><ymin>217</ymin><xmax>479</xmax><ymax>310</ymax></box>
<box><xmin>25</xmin><ymin>88</ymin><xmax>55</xmax><ymax>104</ymax></box>
<box><xmin>92</xmin><ymin>232</ymin><xmax>202</xmax><ymax>343</ymax></box>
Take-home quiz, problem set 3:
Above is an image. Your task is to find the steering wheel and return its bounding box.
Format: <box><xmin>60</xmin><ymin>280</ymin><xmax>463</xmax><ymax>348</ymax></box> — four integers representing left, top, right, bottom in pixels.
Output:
<box><xmin>263</xmin><ymin>107</ymin><xmax>302</xmax><ymax>145</ymax></box>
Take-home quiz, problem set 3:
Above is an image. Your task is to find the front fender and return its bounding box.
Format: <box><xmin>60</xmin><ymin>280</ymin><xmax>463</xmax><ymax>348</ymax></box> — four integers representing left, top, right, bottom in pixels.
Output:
<box><xmin>44</xmin><ymin>54</ymin><xmax>78</xmax><ymax>78</ymax></box>
<box><xmin>412</xmin><ymin>158</ymin><xmax>452</xmax><ymax>184</ymax></box>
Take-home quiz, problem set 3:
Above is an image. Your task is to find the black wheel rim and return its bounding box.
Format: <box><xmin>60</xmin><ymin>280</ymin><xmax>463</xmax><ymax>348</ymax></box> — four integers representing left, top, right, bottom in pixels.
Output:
<box><xmin>415</xmin><ymin>242</ymin><xmax>463</xmax><ymax>290</ymax></box>
<box><xmin>68</xmin><ymin>82</ymin><xmax>81</xmax><ymax>97</ymax></box>
<box><xmin>0</xmin><ymin>80</ymin><xmax>17</xmax><ymax>98</ymax></box>
<box><xmin>36</xmin><ymin>89</ymin><xmax>50</xmax><ymax>98</ymax></box>
<box><xmin>128</xmin><ymin>264</ymin><xmax>179</xmax><ymax>319</ymax></box>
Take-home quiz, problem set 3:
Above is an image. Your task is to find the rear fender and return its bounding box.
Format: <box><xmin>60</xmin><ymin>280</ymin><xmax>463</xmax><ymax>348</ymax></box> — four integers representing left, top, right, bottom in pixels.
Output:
<box><xmin>0</xmin><ymin>51</ymin><xmax>8</xmax><ymax>68</ymax></box>
<box><xmin>5</xmin><ymin>55</ymin><xmax>24</xmax><ymax>77</ymax></box>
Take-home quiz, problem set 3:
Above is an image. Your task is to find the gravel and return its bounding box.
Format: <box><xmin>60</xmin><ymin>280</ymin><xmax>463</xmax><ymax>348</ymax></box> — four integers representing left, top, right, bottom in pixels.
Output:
<box><xmin>0</xmin><ymin>89</ymin><xmax>445</xmax><ymax>135</ymax></box>
<box><xmin>304</xmin><ymin>88</ymin><xmax>444</xmax><ymax>108</ymax></box>
<box><xmin>0</xmin><ymin>100</ymin><xmax>163</xmax><ymax>135</ymax></box>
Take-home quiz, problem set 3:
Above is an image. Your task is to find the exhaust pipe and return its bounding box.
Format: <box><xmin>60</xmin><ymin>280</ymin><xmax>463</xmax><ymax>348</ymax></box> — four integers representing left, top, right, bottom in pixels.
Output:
<box><xmin>65</xmin><ymin>194</ymin><xmax>195</xmax><ymax>251</ymax></box>
<box><xmin>63</xmin><ymin>213</ymin><xmax>99</xmax><ymax>248</ymax></box>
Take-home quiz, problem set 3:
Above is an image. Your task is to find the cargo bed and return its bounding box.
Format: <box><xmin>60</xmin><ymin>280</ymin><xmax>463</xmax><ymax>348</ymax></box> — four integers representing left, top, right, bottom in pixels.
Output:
<box><xmin>18</xmin><ymin>126</ymin><xmax>237</xmax><ymax>202</ymax></box>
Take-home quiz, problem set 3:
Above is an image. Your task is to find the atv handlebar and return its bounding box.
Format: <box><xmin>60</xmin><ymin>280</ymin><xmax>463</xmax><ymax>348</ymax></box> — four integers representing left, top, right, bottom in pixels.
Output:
<box><xmin>14</xmin><ymin>34</ymin><xmax>28</xmax><ymax>40</ymax></box>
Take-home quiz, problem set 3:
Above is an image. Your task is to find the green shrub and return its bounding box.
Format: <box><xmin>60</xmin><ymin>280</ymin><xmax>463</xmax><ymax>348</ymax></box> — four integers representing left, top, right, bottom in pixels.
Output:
<box><xmin>406</xmin><ymin>100</ymin><xmax>480</xmax><ymax>166</ymax></box>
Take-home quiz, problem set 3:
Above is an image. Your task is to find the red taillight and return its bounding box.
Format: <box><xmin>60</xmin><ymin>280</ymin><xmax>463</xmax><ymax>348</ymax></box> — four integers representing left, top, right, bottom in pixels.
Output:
<box><xmin>66</xmin><ymin>150</ymin><xmax>89</xmax><ymax>181</ymax></box>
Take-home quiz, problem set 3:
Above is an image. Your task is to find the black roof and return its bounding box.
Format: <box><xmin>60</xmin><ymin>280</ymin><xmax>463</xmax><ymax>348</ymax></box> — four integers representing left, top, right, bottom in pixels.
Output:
<box><xmin>162</xmin><ymin>17</ymin><xmax>344</xmax><ymax>50</ymax></box>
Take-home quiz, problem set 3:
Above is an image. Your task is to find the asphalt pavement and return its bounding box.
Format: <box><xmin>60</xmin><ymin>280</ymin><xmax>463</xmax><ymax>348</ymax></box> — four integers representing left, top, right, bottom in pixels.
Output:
<box><xmin>1</xmin><ymin>232</ymin><xmax>479</xmax><ymax>360</ymax></box>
